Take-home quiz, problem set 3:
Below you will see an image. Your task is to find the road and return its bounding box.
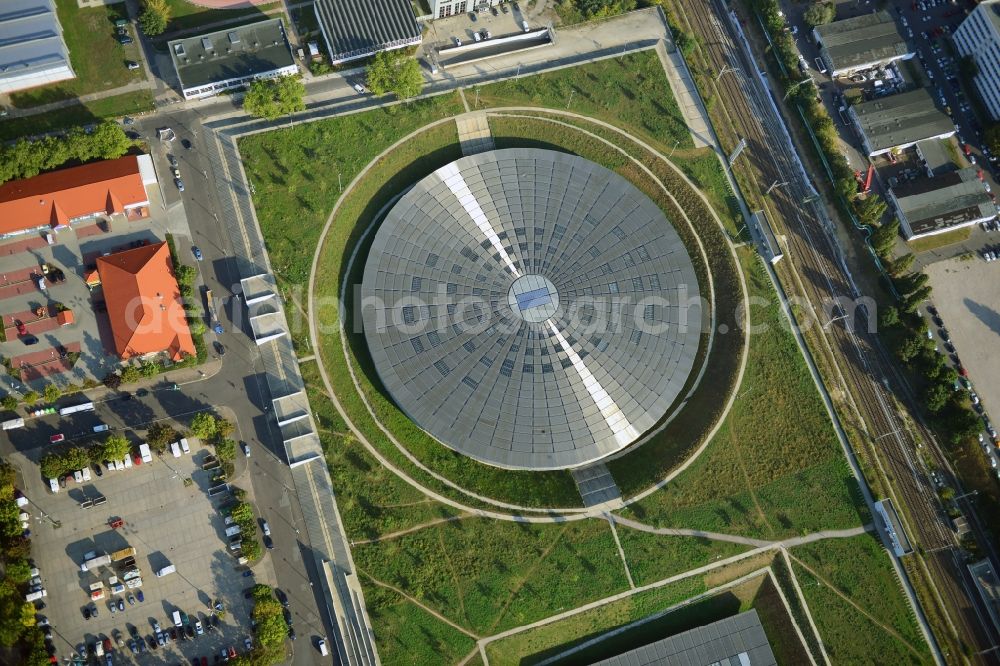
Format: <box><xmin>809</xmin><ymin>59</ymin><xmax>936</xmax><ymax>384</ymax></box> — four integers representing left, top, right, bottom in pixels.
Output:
<box><xmin>680</xmin><ymin>0</ymin><xmax>1000</xmax><ymax>660</ymax></box>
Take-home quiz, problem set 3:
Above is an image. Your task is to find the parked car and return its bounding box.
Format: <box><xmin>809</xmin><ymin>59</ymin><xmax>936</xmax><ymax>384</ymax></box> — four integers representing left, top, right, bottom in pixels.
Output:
<box><xmin>192</xmin><ymin>246</ymin><xmax>203</xmax><ymax>261</ymax></box>
<box><xmin>126</xmin><ymin>60</ymin><xmax>140</xmax><ymax>70</ymax></box>
<box><xmin>118</xmin><ymin>598</ymin><xmax>125</xmax><ymax>612</ymax></box>
<box><xmin>175</xmin><ymin>177</ymin><xmax>185</xmax><ymax>192</ymax></box>
<box><xmin>14</xmin><ymin>320</ymin><xmax>26</xmax><ymax>335</ymax></box>
<box><xmin>241</xmin><ymin>441</ymin><xmax>251</xmax><ymax>457</ymax></box>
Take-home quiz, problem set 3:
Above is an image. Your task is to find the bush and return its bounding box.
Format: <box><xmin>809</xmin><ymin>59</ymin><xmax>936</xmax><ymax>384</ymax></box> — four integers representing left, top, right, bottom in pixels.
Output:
<box><xmin>120</xmin><ymin>366</ymin><xmax>141</xmax><ymax>384</ymax></box>
<box><xmin>22</xmin><ymin>392</ymin><xmax>38</xmax><ymax>405</ymax></box>
<box><xmin>147</xmin><ymin>422</ymin><xmax>178</xmax><ymax>453</ymax></box>
<box><xmin>1</xmin><ymin>395</ymin><xmax>17</xmax><ymax>411</ymax></box>
<box><xmin>241</xmin><ymin>539</ymin><xmax>262</xmax><ymax>562</ymax></box>
<box><xmin>803</xmin><ymin>1</ymin><xmax>835</xmax><ymax>27</ymax></box>
<box><xmin>138</xmin><ymin>361</ymin><xmax>158</xmax><ymax>378</ymax></box>
<box><xmin>216</xmin><ymin>438</ymin><xmax>236</xmax><ymax>462</ymax></box>
<box><xmin>190</xmin><ymin>412</ymin><xmax>217</xmax><ymax>440</ymax></box>
<box><xmin>43</xmin><ymin>384</ymin><xmax>60</xmax><ymax>403</ymax></box>
<box><xmin>103</xmin><ymin>373</ymin><xmax>122</xmax><ymax>390</ymax></box>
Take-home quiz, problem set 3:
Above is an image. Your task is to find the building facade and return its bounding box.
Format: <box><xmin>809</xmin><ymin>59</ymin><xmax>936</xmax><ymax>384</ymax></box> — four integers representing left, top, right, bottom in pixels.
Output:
<box><xmin>433</xmin><ymin>0</ymin><xmax>507</xmax><ymax>19</ymax></box>
<box><xmin>168</xmin><ymin>19</ymin><xmax>297</xmax><ymax>100</ymax></box>
<box><xmin>952</xmin><ymin>0</ymin><xmax>1000</xmax><ymax>121</ymax></box>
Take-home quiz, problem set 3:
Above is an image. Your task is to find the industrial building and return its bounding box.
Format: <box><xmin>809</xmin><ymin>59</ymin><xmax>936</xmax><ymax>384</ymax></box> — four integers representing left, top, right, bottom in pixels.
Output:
<box><xmin>848</xmin><ymin>88</ymin><xmax>955</xmax><ymax>157</ymax></box>
<box><xmin>813</xmin><ymin>11</ymin><xmax>912</xmax><ymax>77</ymax></box>
<box><xmin>314</xmin><ymin>0</ymin><xmax>421</xmax><ymax>65</ymax></box>
<box><xmin>591</xmin><ymin>610</ymin><xmax>778</xmax><ymax>666</ymax></box>
<box><xmin>0</xmin><ymin>155</ymin><xmax>155</xmax><ymax>237</ymax></box>
<box><xmin>0</xmin><ymin>0</ymin><xmax>74</xmax><ymax>94</ymax></box>
<box><xmin>361</xmin><ymin>149</ymin><xmax>702</xmax><ymax>470</ymax></box>
<box><xmin>432</xmin><ymin>0</ymin><xmax>509</xmax><ymax>19</ymax></box>
<box><xmin>952</xmin><ymin>0</ymin><xmax>1000</xmax><ymax>121</ymax></box>
<box><xmin>887</xmin><ymin>167</ymin><xmax>995</xmax><ymax>239</ymax></box>
<box><xmin>167</xmin><ymin>19</ymin><xmax>297</xmax><ymax>100</ymax></box>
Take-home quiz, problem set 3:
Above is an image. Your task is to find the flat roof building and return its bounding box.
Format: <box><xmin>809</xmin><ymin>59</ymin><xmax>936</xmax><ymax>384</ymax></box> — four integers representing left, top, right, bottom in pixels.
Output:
<box><xmin>590</xmin><ymin>610</ymin><xmax>778</xmax><ymax>666</ymax></box>
<box><xmin>315</xmin><ymin>0</ymin><xmax>421</xmax><ymax>65</ymax></box>
<box><xmin>168</xmin><ymin>19</ymin><xmax>297</xmax><ymax>100</ymax></box>
<box><xmin>888</xmin><ymin>167</ymin><xmax>995</xmax><ymax>239</ymax></box>
<box><xmin>814</xmin><ymin>11</ymin><xmax>912</xmax><ymax>77</ymax></box>
<box><xmin>0</xmin><ymin>155</ymin><xmax>153</xmax><ymax>237</ymax></box>
<box><xmin>96</xmin><ymin>242</ymin><xmax>196</xmax><ymax>362</ymax></box>
<box><xmin>848</xmin><ymin>88</ymin><xmax>955</xmax><ymax>157</ymax></box>
<box><xmin>952</xmin><ymin>0</ymin><xmax>1000</xmax><ymax>121</ymax></box>
<box><xmin>915</xmin><ymin>138</ymin><xmax>956</xmax><ymax>177</ymax></box>
<box><xmin>0</xmin><ymin>0</ymin><xmax>74</xmax><ymax>94</ymax></box>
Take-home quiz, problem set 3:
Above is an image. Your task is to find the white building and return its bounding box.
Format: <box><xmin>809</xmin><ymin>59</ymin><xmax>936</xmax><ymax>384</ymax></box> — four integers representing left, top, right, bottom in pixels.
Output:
<box><xmin>888</xmin><ymin>167</ymin><xmax>996</xmax><ymax>240</ymax></box>
<box><xmin>433</xmin><ymin>0</ymin><xmax>507</xmax><ymax>19</ymax></box>
<box><xmin>952</xmin><ymin>0</ymin><xmax>1000</xmax><ymax>121</ymax></box>
<box><xmin>0</xmin><ymin>0</ymin><xmax>74</xmax><ymax>94</ymax></box>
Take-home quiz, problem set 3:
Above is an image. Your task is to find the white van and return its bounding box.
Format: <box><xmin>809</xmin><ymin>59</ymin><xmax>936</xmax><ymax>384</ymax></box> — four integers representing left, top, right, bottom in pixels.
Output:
<box><xmin>81</xmin><ymin>467</ymin><xmax>91</xmax><ymax>482</ymax></box>
<box><xmin>155</xmin><ymin>564</ymin><xmax>176</xmax><ymax>577</ymax></box>
<box><xmin>139</xmin><ymin>443</ymin><xmax>152</xmax><ymax>463</ymax></box>
<box><xmin>318</xmin><ymin>639</ymin><xmax>329</xmax><ymax>656</ymax></box>
<box><xmin>48</xmin><ymin>478</ymin><xmax>59</xmax><ymax>493</ymax></box>
<box><xmin>170</xmin><ymin>442</ymin><xmax>181</xmax><ymax>458</ymax></box>
<box><xmin>180</xmin><ymin>438</ymin><xmax>190</xmax><ymax>454</ymax></box>
<box><xmin>172</xmin><ymin>610</ymin><xmax>182</xmax><ymax>627</ymax></box>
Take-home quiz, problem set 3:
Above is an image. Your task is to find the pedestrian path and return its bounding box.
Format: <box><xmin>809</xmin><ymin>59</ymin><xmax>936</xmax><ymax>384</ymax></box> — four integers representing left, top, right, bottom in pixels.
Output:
<box><xmin>655</xmin><ymin>39</ymin><xmax>713</xmax><ymax>149</ymax></box>
<box><xmin>456</xmin><ymin>113</ymin><xmax>495</xmax><ymax>156</ymax></box>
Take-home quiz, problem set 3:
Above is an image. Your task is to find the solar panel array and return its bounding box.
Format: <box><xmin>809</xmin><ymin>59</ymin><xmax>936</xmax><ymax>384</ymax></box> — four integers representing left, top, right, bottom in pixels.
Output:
<box><xmin>361</xmin><ymin>149</ymin><xmax>702</xmax><ymax>470</ymax></box>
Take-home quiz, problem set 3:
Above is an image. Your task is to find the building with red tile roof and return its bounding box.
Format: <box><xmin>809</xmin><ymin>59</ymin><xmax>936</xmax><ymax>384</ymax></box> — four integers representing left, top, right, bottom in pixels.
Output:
<box><xmin>96</xmin><ymin>242</ymin><xmax>195</xmax><ymax>361</ymax></box>
<box><xmin>0</xmin><ymin>155</ymin><xmax>151</xmax><ymax>236</ymax></box>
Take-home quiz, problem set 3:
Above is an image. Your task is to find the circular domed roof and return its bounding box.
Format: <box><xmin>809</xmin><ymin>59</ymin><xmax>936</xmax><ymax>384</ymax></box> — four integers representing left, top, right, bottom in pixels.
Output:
<box><xmin>360</xmin><ymin>149</ymin><xmax>701</xmax><ymax>470</ymax></box>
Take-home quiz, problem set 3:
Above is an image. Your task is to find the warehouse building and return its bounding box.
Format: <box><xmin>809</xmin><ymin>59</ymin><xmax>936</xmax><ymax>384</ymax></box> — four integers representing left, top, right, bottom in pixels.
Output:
<box><xmin>888</xmin><ymin>167</ymin><xmax>995</xmax><ymax>240</ymax></box>
<box><xmin>848</xmin><ymin>88</ymin><xmax>955</xmax><ymax>157</ymax></box>
<box><xmin>168</xmin><ymin>19</ymin><xmax>297</xmax><ymax>100</ymax></box>
<box><xmin>315</xmin><ymin>0</ymin><xmax>421</xmax><ymax>65</ymax></box>
<box><xmin>813</xmin><ymin>11</ymin><xmax>912</xmax><ymax>77</ymax></box>
<box><xmin>0</xmin><ymin>0</ymin><xmax>74</xmax><ymax>94</ymax></box>
<box><xmin>952</xmin><ymin>0</ymin><xmax>1000</xmax><ymax>120</ymax></box>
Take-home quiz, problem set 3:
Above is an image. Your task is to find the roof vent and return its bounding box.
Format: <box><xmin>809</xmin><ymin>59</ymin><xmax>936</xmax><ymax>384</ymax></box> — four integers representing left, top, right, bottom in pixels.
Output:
<box><xmin>201</xmin><ymin>37</ymin><xmax>213</xmax><ymax>50</ymax></box>
<box><xmin>228</xmin><ymin>31</ymin><xmax>240</xmax><ymax>44</ymax></box>
<box><xmin>173</xmin><ymin>44</ymin><xmax>185</xmax><ymax>56</ymax></box>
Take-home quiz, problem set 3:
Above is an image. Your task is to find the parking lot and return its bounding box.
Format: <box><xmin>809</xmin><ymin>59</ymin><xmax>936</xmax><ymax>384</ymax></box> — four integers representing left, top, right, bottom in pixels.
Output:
<box><xmin>924</xmin><ymin>256</ymin><xmax>1000</xmax><ymax>457</ymax></box>
<box><xmin>14</xmin><ymin>438</ymin><xmax>272</xmax><ymax>662</ymax></box>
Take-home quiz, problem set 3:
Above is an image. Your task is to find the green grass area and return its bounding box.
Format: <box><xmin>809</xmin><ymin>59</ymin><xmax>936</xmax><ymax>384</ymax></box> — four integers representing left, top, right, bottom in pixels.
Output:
<box><xmin>239</xmin><ymin>94</ymin><xmax>466</xmax><ymax>352</ymax></box>
<box><xmin>621</xmin><ymin>248</ymin><xmax>868</xmax><ymax>539</ymax></box>
<box><xmin>300</xmin><ymin>360</ymin><xmax>461</xmax><ymax>541</ymax></box>
<box><xmin>162</xmin><ymin>0</ymin><xmax>279</xmax><ymax>34</ymax></box>
<box><xmin>907</xmin><ymin>226</ymin><xmax>972</xmax><ymax>253</ymax></box>
<box><xmin>671</xmin><ymin>148</ymin><xmax>744</xmax><ymax>238</ymax></box>
<box><xmin>354</xmin><ymin>518</ymin><xmax>629</xmax><ymax>635</ymax></box>
<box><xmin>9</xmin><ymin>0</ymin><xmax>144</xmax><ymax>108</ymax></box>
<box><xmin>361</xmin><ymin>582</ymin><xmax>476</xmax><ymax>665</ymax></box>
<box><xmin>791</xmin><ymin>535</ymin><xmax>930</xmax><ymax>663</ymax></box>
<box><xmin>0</xmin><ymin>90</ymin><xmax>154</xmax><ymax>142</ymax></box>
<box><xmin>615</xmin><ymin>527</ymin><xmax>748</xmax><ymax>587</ymax></box>
<box><xmin>475</xmin><ymin>50</ymin><xmax>694</xmax><ymax>156</ymax></box>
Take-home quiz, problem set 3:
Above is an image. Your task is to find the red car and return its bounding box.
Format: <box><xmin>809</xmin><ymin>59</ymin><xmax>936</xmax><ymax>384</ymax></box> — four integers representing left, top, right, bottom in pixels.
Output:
<box><xmin>49</xmin><ymin>434</ymin><xmax>65</xmax><ymax>444</ymax></box>
<box><xmin>14</xmin><ymin>320</ymin><xmax>26</xmax><ymax>336</ymax></box>
<box><xmin>227</xmin><ymin>647</ymin><xmax>236</xmax><ymax>659</ymax></box>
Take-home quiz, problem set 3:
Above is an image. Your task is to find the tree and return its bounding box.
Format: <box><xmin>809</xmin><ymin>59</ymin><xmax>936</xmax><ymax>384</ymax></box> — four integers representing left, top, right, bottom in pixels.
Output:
<box><xmin>191</xmin><ymin>412</ymin><xmax>217</xmax><ymax>440</ymax></box>
<box><xmin>5</xmin><ymin>559</ymin><xmax>31</xmax><ymax>584</ymax></box>
<box><xmin>803</xmin><ymin>1</ymin><xmax>835</xmax><ymax>27</ymax></box>
<box><xmin>101</xmin><ymin>434</ymin><xmax>131</xmax><ymax>462</ymax></box>
<box><xmin>895</xmin><ymin>333</ymin><xmax>925</xmax><ymax>364</ymax></box>
<box><xmin>40</xmin><ymin>454</ymin><xmax>66</xmax><ymax>480</ymax></box>
<box><xmin>878</xmin><ymin>306</ymin><xmax>899</xmax><ymax>329</ymax></box>
<box><xmin>986</xmin><ymin>123</ymin><xmax>1000</xmax><ymax>157</ymax></box>
<box><xmin>175</xmin><ymin>264</ymin><xmax>196</xmax><ymax>286</ymax></box>
<box><xmin>120</xmin><ymin>365</ymin><xmax>141</xmax><ymax>384</ymax></box>
<box><xmin>139</xmin><ymin>361</ymin><xmax>158</xmax><ymax>378</ymax></box>
<box><xmin>1</xmin><ymin>395</ymin><xmax>17</xmax><ymax>411</ymax></box>
<box><xmin>147</xmin><ymin>422</ymin><xmax>178</xmax><ymax>453</ymax></box>
<box><xmin>216</xmin><ymin>419</ymin><xmax>235</xmax><ymax>438</ymax></box>
<box><xmin>902</xmin><ymin>285</ymin><xmax>933</xmax><ymax>313</ymax></box>
<box><xmin>22</xmin><ymin>391</ymin><xmax>38</xmax><ymax>405</ymax></box>
<box><xmin>43</xmin><ymin>384</ymin><xmax>60</xmax><ymax>403</ymax></box>
<box><xmin>366</xmin><ymin>50</ymin><xmax>424</xmax><ymax>99</ymax></box>
<box><xmin>216</xmin><ymin>438</ymin><xmax>236</xmax><ymax>461</ymax></box>
<box><xmin>103</xmin><ymin>372</ymin><xmax>122</xmax><ymax>390</ymax></box>
<box><xmin>241</xmin><ymin>539</ymin><xmax>262</xmax><ymax>562</ymax></box>
<box><xmin>889</xmin><ymin>252</ymin><xmax>915</xmax><ymax>276</ymax></box>
<box><xmin>896</xmin><ymin>271</ymin><xmax>929</xmax><ymax>296</ymax></box>
<box><xmin>138</xmin><ymin>0</ymin><xmax>170</xmax><ymax>36</ymax></box>
<box><xmin>923</xmin><ymin>382</ymin><xmax>951</xmax><ymax>412</ymax></box>
<box><xmin>250</xmin><ymin>584</ymin><xmax>272</xmax><ymax>603</ymax></box>
<box><xmin>243</xmin><ymin>76</ymin><xmax>306</xmax><ymax>121</ymax></box>
<box><xmin>231</xmin><ymin>503</ymin><xmax>253</xmax><ymax>523</ymax></box>
<box><xmin>855</xmin><ymin>194</ymin><xmax>887</xmax><ymax>227</ymax></box>
<box><xmin>958</xmin><ymin>55</ymin><xmax>978</xmax><ymax>79</ymax></box>
<box><xmin>870</xmin><ymin>218</ymin><xmax>899</xmax><ymax>257</ymax></box>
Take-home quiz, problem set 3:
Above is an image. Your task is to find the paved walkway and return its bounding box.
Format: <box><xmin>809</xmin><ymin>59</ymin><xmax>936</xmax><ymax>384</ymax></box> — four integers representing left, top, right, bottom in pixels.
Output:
<box><xmin>456</xmin><ymin>113</ymin><xmax>495</xmax><ymax>155</ymax></box>
<box><xmin>655</xmin><ymin>39</ymin><xmax>712</xmax><ymax>149</ymax></box>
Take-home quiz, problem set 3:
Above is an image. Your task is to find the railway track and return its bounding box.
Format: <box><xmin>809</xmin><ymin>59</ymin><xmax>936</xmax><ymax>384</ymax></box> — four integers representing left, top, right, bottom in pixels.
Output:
<box><xmin>677</xmin><ymin>0</ymin><xmax>998</xmax><ymax>659</ymax></box>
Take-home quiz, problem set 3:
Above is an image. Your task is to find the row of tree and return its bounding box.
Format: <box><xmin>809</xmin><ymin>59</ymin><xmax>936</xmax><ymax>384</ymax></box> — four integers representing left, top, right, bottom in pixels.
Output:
<box><xmin>230</xmin><ymin>586</ymin><xmax>288</xmax><ymax>665</ymax></box>
<box><xmin>40</xmin><ymin>435</ymin><xmax>132</xmax><ymax>479</ymax></box>
<box><xmin>0</xmin><ymin>122</ymin><xmax>134</xmax><ymax>186</ymax></box>
<box><xmin>0</xmin><ymin>463</ymin><xmax>48</xmax><ymax>665</ymax></box>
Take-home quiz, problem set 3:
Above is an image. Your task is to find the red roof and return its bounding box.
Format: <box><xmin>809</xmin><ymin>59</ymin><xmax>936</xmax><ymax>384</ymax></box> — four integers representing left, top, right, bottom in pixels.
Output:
<box><xmin>0</xmin><ymin>156</ymin><xmax>148</xmax><ymax>235</ymax></box>
<box><xmin>96</xmin><ymin>242</ymin><xmax>196</xmax><ymax>361</ymax></box>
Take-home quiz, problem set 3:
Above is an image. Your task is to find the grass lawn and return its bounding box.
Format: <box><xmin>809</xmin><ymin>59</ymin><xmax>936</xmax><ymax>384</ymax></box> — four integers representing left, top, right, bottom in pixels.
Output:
<box><xmin>791</xmin><ymin>535</ymin><xmax>930</xmax><ymax>663</ymax></box>
<box><xmin>0</xmin><ymin>91</ymin><xmax>155</xmax><ymax>142</ymax></box>
<box><xmin>907</xmin><ymin>226</ymin><xmax>972</xmax><ymax>253</ymax></box>
<box><xmin>475</xmin><ymin>50</ymin><xmax>694</xmax><ymax>156</ymax></box>
<box><xmin>300</xmin><ymin>360</ymin><xmax>461</xmax><ymax>541</ymax></box>
<box><xmin>162</xmin><ymin>0</ymin><xmax>280</xmax><ymax>33</ymax></box>
<box><xmin>10</xmin><ymin>0</ymin><xmax>144</xmax><ymax>108</ymax></box>
<box><xmin>361</xmin><ymin>582</ymin><xmax>477</xmax><ymax>665</ymax></box>
<box><xmin>671</xmin><ymin>148</ymin><xmax>745</xmax><ymax>239</ymax></box>
<box><xmin>353</xmin><ymin>518</ymin><xmax>629</xmax><ymax>636</ymax></box>
<box><xmin>615</xmin><ymin>527</ymin><xmax>748</xmax><ymax>587</ymax></box>
<box><xmin>239</xmin><ymin>94</ymin><xmax>466</xmax><ymax>352</ymax></box>
<box><xmin>620</xmin><ymin>248</ymin><xmax>869</xmax><ymax>539</ymax></box>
